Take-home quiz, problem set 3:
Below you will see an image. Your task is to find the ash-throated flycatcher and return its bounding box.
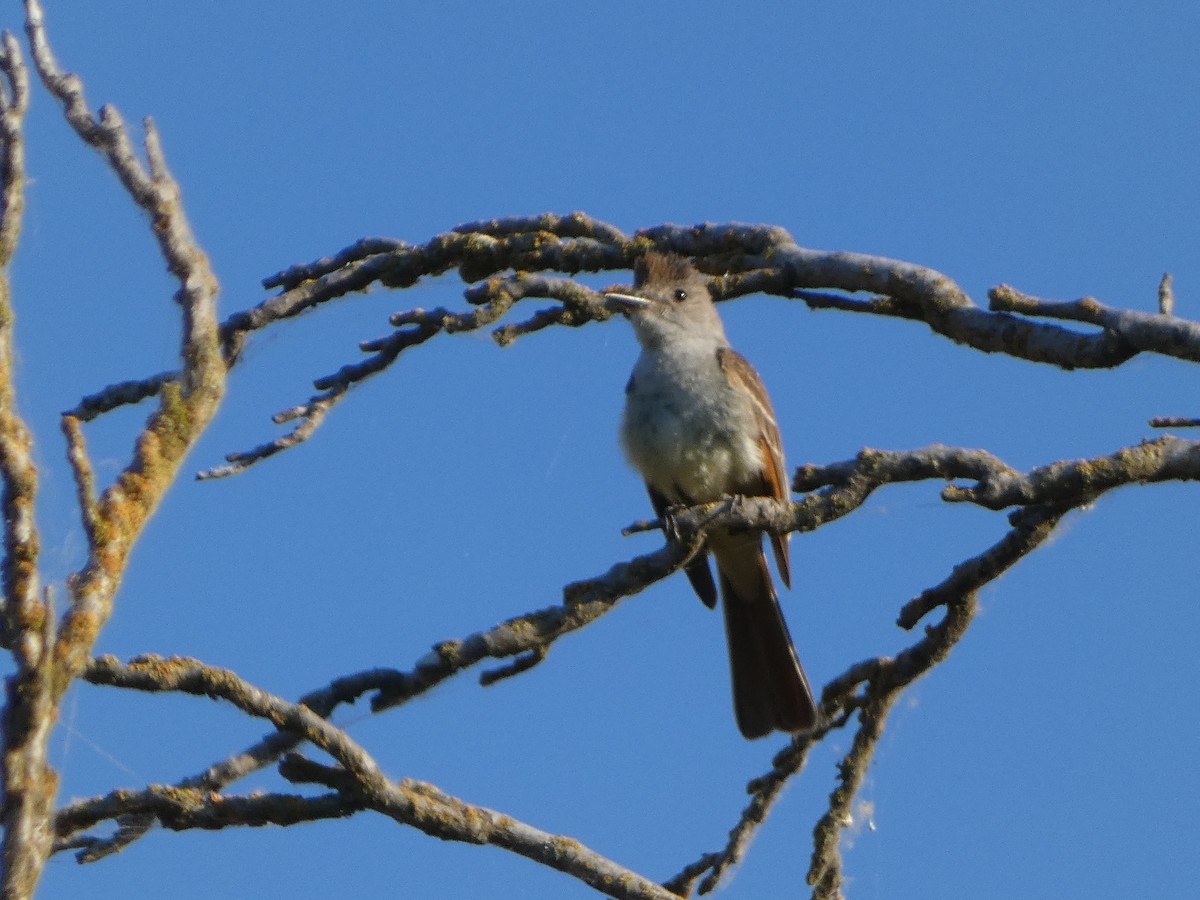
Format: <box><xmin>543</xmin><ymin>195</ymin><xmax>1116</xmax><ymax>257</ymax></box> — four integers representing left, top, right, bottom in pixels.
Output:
<box><xmin>606</xmin><ymin>252</ymin><xmax>818</xmax><ymax>739</ymax></box>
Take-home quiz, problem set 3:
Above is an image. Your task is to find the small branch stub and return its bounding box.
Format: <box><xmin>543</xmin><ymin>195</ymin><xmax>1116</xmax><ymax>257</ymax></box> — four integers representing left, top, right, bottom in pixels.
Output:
<box><xmin>1159</xmin><ymin>273</ymin><xmax>1174</xmax><ymax>316</ymax></box>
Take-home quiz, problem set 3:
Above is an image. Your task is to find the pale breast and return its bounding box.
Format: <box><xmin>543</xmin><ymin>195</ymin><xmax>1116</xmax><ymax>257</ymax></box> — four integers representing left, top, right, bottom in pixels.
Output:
<box><xmin>621</xmin><ymin>348</ymin><xmax>764</xmax><ymax>503</ymax></box>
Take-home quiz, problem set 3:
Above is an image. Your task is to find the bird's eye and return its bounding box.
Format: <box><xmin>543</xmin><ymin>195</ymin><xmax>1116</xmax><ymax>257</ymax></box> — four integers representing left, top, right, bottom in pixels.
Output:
<box><xmin>673</xmin><ymin>289</ymin><xmax>688</xmax><ymax>302</ymax></box>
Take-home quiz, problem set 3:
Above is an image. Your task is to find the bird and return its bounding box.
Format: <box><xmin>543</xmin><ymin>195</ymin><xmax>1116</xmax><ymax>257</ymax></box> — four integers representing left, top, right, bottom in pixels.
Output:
<box><xmin>605</xmin><ymin>251</ymin><xmax>818</xmax><ymax>739</ymax></box>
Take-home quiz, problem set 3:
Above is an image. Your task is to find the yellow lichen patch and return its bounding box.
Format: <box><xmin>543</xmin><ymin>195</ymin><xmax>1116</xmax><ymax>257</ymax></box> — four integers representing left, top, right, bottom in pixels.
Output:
<box><xmin>505</xmin><ymin>616</ymin><xmax>541</xmax><ymax>642</ymax></box>
<box><xmin>548</xmin><ymin>834</ymin><xmax>584</xmax><ymax>859</ymax></box>
<box><xmin>432</xmin><ymin>640</ymin><xmax>462</xmax><ymax>667</ymax></box>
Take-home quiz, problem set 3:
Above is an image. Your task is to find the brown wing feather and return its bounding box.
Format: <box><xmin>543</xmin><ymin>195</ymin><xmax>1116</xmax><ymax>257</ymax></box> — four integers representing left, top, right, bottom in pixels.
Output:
<box><xmin>646</xmin><ymin>484</ymin><xmax>718</xmax><ymax>609</ymax></box>
<box><xmin>716</xmin><ymin>348</ymin><xmax>792</xmax><ymax>588</ymax></box>
<box><xmin>756</xmin><ymin>434</ymin><xmax>792</xmax><ymax>588</ymax></box>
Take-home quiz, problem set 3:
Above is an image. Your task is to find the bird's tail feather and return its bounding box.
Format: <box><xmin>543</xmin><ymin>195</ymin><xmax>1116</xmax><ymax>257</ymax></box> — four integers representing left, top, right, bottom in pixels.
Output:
<box><xmin>716</xmin><ymin>548</ymin><xmax>818</xmax><ymax>739</ymax></box>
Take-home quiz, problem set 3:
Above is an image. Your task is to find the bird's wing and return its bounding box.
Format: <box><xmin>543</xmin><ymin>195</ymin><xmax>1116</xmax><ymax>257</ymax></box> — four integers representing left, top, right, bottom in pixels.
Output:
<box><xmin>717</xmin><ymin>347</ymin><xmax>792</xmax><ymax>588</ymax></box>
<box><xmin>647</xmin><ymin>483</ymin><xmax>718</xmax><ymax>608</ymax></box>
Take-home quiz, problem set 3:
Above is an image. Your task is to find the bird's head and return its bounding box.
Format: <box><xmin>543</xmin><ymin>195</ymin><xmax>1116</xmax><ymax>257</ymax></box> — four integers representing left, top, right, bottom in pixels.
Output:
<box><xmin>604</xmin><ymin>252</ymin><xmax>728</xmax><ymax>351</ymax></box>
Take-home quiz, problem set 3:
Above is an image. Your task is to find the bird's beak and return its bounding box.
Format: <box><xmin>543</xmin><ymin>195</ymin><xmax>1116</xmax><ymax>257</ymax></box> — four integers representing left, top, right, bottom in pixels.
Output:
<box><xmin>604</xmin><ymin>292</ymin><xmax>651</xmax><ymax>314</ymax></box>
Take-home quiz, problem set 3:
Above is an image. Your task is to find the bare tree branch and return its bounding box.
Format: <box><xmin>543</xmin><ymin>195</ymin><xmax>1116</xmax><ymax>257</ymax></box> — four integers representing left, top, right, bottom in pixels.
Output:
<box><xmin>54</xmin><ymin>562</ymin><xmax>673</xmax><ymax>859</ymax></box>
<box><xmin>53</xmin><ymin>430</ymin><xmax>1200</xmax><ymax>897</ymax></box>
<box><xmin>58</xmin><ymin>786</ymin><xmax>356</xmax><ymax>849</ymax></box>
<box><xmin>989</xmin><ymin>283</ymin><xmax>1200</xmax><ymax>363</ymax></box>
<box><xmin>1149</xmin><ymin>415</ymin><xmax>1200</xmax><ymax>428</ymax></box>
<box><xmin>57</xmin><ymin>665</ymin><xmax>409</xmax><ymax>862</ymax></box>
<box><xmin>793</xmin><ymin>436</ymin><xmax>1200</xmax><ymax>522</ymax></box>
<box><xmin>0</xmin><ymin>5</ymin><xmax>227</xmax><ymax>896</ymax></box>
<box><xmin>666</xmin><ymin>496</ymin><xmax>1070</xmax><ymax>896</ymax></box>
<box><xmin>814</xmin><ymin>504</ymin><xmax>1068</xmax><ymax>897</ymax></box>
<box><xmin>183</xmin><ymin>220</ymin><xmax>1196</xmax><ymax>475</ymax></box>
<box><xmin>0</xmin><ymin>30</ymin><xmax>34</xmax><ymax>653</ymax></box>
<box><xmin>194</xmin><ymin>386</ymin><xmax>347</xmax><ymax>480</ymax></box>
<box><xmin>59</xmin><ymin>416</ymin><xmax>97</xmax><ymax>545</ymax></box>
<box><xmin>22</xmin><ymin>0</ymin><xmax>226</xmax><ymax>694</ymax></box>
<box><xmin>69</xmin><ymin>655</ymin><xmax>684</xmax><ymax>900</ymax></box>
<box><xmin>66</xmin><ymin>371</ymin><xmax>175</xmax><ymax>423</ymax></box>
<box><xmin>0</xmin><ymin>31</ymin><xmax>60</xmax><ymax>900</ymax></box>
<box><xmin>49</xmin><ymin>193</ymin><xmax>1195</xmax><ymax>487</ymax></box>
<box><xmin>5</xmin><ymin>13</ymin><xmax>1196</xmax><ymax>896</ymax></box>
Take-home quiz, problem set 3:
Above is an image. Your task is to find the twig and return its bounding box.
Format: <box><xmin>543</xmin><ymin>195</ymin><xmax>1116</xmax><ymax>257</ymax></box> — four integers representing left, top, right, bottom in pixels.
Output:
<box><xmin>262</xmin><ymin>237</ymin><xmax>411</xmax><ymax>290</ymax></box>
<box><xmin>1158</xmin><ymin>273</ymin><xmax>1174</xmax><ymax>316</ymax></box>
<box><xmin>66</xmin><ymin>370</ymin><xmax>176</xmax><ymax>422</ymax></box>
<box><xmin>1149</xmin><ymin>416</ymin><xmax>1200</xmax><ymax>428</ymax></box>
<box><xmin>989</xmin><ymin>283</ymin><xmax>1200</xmax><ymax>363</ymax></box>
<box><xmin>451</xmin><ymin>211</ymin><xmax>629</xmax><ymax>244</ymax></box>
<box><xmin>57</xmin><ymin>785</ymin><xmax>357</xmax><ymax>851</ymax></box>
<box><xmin>195</xmin><ymin>387</ymin><xmax>347</xmax><ymax>480</ymax></box>
<box><xmin>59</xmin><ymin>416</ymin><xmax>97</xmax><ymax>545</ymax></box>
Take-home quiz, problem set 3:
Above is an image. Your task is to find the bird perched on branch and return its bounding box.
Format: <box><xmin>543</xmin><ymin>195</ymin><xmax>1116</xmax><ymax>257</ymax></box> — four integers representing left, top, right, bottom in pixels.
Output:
<box><xmin>605</xmin><ymin>252</ymin><xmax>818</xmax><ymax>739</ymax></box>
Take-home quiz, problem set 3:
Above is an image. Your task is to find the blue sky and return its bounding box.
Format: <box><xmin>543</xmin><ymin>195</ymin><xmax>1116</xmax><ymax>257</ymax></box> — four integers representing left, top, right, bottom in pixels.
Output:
<box><xmin>9</xmin><ymin>2</ymin><xmax>1200</xmax><ymax>898</ymax></box>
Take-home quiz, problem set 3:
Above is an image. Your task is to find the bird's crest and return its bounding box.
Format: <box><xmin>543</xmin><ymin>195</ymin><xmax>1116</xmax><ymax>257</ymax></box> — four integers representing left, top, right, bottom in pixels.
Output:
<box><xmin>633</xmin><ymin>251</ymin><xmax>697</xmax><ymax>288</ymax></box>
